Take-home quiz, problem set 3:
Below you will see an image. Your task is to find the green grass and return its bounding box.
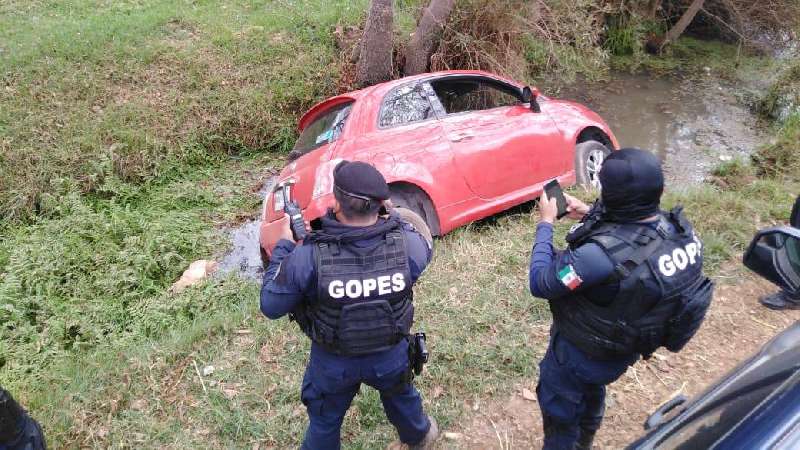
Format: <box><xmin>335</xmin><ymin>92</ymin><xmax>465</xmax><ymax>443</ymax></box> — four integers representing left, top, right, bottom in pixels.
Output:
<box><xmin>0</xmin><ymin>0</ymin><xmax>369</xmax><ymax>224</ymax></box>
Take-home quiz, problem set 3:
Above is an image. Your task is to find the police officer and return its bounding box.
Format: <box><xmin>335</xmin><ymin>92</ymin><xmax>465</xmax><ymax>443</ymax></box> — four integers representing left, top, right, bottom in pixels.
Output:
<box><xmin>260</xmin><ymin>161</ymin><xmax>438</xmax><ymax>449</ymax></box>
<box><xmin>0</xmin><ymin>387</ymin><xmax>46</xmax><ymax>450</ymax></box>
<box><xmin>759</xmin><ymin>195</ymin><xmax>800</xmax><ymax>310</ymax></box>
<box><xmin>529</xmin><ymin>148</ymin><xmax>713</xmax><ymax>450</ymax></box>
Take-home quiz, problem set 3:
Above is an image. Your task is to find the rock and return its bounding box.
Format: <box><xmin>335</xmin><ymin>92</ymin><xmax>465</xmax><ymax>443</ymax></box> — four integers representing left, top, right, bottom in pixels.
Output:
<box><xmin>521</xmin><ymin>388</ymin><xmax>536</xmax><ymax>401</ymax></box>
<box><xmin>202</xmin><ymin>365</ymin><xmax>215</xmax><ymax>376</ymax></box>
<box><xmin>444</xmin><ymin>432</ymin><xmax>463</xmax><ymax>440</ymax></box>
<box><xmin>719</xmin><ymin>154</ymin><xmax>732</xmax><ymax>161</ymax></box>
<box><xmin>171</xmin><ymin>260</ymin><xmax>219</xmax><ymax>293</ymax></box>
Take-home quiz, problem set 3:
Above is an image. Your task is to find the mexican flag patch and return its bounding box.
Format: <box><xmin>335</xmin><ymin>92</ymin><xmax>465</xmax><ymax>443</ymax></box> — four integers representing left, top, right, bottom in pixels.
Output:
<box><xmin>558</xmin><ymin>265</ymin><xmax>583</xmax><ymax>290</ymax></box>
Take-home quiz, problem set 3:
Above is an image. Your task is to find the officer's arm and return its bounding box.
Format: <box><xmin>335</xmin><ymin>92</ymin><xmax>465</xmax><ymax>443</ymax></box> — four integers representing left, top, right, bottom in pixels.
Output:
<box><xmin>529</xmin><ymin>222</ymin><xmax>558</xmax><ymax>295</ymax></box>
<box><xmin>530</xmin><ymin>237</ymin><xmax>616</xmax><ymax>300</ymax></box>
<box><xmin>260</xmin><ymin>239</ymin><xmax>314</xmax><ymax>319</ymax></box>
<box><xmin>403</xmin><ymin>225</ymin><xmax>433</xmax><ymax>281</ymax></box>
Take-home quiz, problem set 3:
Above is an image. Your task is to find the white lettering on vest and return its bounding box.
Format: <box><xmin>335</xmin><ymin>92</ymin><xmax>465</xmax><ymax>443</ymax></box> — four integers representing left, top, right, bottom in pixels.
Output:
<box><xmin>327</xmin><ymin>273</ymin><xmax>408</xmax><ymax>299</ymax></box>
<box><xmin>363</xmin><ymin>278</ymin><xmax>377</xmax><ymax>297</ymax></box>
<box><xmin>659</xmin><ymin>255</ymin><xmax>677</xmax><ymax>277</ymax></box>
<box><xmin>345</xmin><ymin>280</ymin><xmax>362</xmax><ymax>298</ymax></box>
<box><xmin>686</xmin><ymin>243</ymin><xmax>698</xmax><ymax>264</ymax></box>
<box><xmin>377</xmin><ymin>275</ymin><xmax>391</xmax><ymax>295</ymax></box>
<box><xmin>658</xmin><ymin>240</ymin><xmax>703</xmax><ymax>277</ymax></box>
<box><xmin>392</xmin><ymin>273</ymin><xmax>406</xmax><ymax>291</ymax></box>
<box><xmin>672</xmin><ymin>248</ymin><xmax>689</xmax><ymax>270</ymax></box>
<box><xmin>329</xmin><ymin>280</ymin><xmax>345</xmax><ymax>299</ymax></box>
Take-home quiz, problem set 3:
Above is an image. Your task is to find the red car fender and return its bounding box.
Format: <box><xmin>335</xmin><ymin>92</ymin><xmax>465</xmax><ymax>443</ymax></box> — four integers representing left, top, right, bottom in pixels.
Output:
<box><xmin>548</xmin><ymin>99</ymin><xmax>620</xmax><ymax>150</ymax></box>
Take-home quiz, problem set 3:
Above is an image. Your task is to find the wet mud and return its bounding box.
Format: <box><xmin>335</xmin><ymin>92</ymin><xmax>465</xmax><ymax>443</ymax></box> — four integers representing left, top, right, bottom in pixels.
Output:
<box><xmin>558</xmin><ymin>72</ymin><xmax>766</xmax><ymax>186</ymax></box>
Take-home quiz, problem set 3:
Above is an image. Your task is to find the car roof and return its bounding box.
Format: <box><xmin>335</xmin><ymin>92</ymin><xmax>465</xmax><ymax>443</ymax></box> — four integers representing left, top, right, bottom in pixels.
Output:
<box><xmin>297</xmin><ymin>70</ymin><xmax>524</xmax><ymax>131</ymax></box>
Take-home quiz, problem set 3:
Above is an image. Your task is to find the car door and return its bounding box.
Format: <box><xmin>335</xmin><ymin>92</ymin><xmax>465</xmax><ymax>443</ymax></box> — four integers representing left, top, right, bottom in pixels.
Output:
<box><xmin>350</xmin><ymin>82</ymin><xmax>452</xmax><ymax>179</ymax></box>
<box><xmin>430</xmin><ymin>76</ymin><xmax>564</xmax><ymax>200</ymax></box>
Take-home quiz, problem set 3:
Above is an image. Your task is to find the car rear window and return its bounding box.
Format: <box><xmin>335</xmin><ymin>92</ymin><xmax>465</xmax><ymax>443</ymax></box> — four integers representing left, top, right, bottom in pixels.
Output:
<box><xmin>291</xmin><ymin>101</ymin><xmax>353</xmax><ymax>158</ymax></box>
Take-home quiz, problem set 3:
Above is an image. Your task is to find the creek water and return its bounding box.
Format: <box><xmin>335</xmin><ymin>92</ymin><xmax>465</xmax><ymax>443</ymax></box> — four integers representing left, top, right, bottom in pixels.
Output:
<box><xmin>221</xmin><ymin>72</ymin><xmax>767</xmax><ymax>279</ymax></box>
<box><xmin>217</xmin><ymin>178</ymin><xmax>276</xmax><ymax>280</ymax></box>
<box><xmin>558</xmin><ymin>72</ymin><xmax>766</xmax><ymax>185</ymax></box>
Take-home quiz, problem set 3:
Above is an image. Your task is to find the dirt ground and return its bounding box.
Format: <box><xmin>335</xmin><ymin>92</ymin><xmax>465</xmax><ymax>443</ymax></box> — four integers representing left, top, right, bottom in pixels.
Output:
<box><xmin>441</xmin><ymin>268</ymin><xmax>800</xmax><ymax>449</ymax></box>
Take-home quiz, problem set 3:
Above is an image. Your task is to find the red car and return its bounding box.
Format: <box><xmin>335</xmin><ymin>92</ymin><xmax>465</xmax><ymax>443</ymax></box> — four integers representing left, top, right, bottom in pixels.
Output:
<box><xmin>260</xmin><ymin>70</ymin><xmax>618</xmax><ymax>257</ymax></box>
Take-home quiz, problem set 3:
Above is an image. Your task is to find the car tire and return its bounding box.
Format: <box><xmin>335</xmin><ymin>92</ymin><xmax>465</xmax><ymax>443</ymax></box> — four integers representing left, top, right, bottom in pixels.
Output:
<box><xmin>394</xmin><ymin>207</ymin><xmax>433</xmax><ymax>247</ymax></box>
<box><xmin>389</xmin><ymin>185</ymin><xmax>440</xmax><ymax>236</ymax></box>
<box><xmin>575</xmin><ymin>140</ymin><xmax>611</xmax><ymax>189</ymax></box>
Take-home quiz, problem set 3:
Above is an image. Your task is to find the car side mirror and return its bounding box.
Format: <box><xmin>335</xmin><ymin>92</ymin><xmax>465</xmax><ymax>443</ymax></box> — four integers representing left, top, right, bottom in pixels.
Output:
<box><xmin>522</xmin><ymin>86</ymin><xmax>541</xmax><ymax>113</ymax></box>
<box><xmin>743</xmin><ymin>226</ymin><xmax>800</xmax><ymax>295</ymax></box>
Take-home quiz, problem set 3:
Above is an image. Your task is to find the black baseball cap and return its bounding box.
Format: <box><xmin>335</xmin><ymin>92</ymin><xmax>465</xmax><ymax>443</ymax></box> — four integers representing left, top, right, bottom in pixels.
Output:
<box><xmin>333</xmin><ymin>160</ymin><xmax>390</xmax><ymax>201</ymax></box>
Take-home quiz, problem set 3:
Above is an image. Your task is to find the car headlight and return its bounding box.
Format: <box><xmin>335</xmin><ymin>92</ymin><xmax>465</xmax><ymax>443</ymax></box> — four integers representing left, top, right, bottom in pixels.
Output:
<box><xmin>262</xmin><ymin>190</ymin><xmax>273</xmax><ymax>219</ymax></box>
<box><xmin>312</xmin><ymin>158</ymin><xmax>343</xmax><ymax>199</ymax></box>
<box><xmin>273</xmin><ymin>184</ymin><xmax>290</xmax><ymax>211</ymax></box>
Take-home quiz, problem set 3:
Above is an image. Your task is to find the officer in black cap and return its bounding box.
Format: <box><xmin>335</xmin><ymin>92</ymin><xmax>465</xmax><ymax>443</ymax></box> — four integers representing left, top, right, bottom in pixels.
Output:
<box><xmin>529</xmin><ymin>148</ymin><xmax>713</xmax><ymax>449</ymax></box>
<box><xmin>260</xmin><ymin>161</ymin><xmax>438</xmax><ymax>449</ymax></box>
<box><xmin>0</xmin><ymin>387</ymin><xmax>46</xmax><ymax>450</ymax></box>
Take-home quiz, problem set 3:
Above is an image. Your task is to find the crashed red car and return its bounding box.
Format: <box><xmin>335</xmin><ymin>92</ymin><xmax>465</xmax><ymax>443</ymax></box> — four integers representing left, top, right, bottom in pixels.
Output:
<box><xmin>260</xmin><ymin>70</ymin><xmax>618</xmax><ymax>258</ymax></box>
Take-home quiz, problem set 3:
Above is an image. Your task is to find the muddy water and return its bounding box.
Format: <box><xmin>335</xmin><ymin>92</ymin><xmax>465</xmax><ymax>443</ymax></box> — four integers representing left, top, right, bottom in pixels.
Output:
<box><xmin>558</xmin><ymin>72</ymin><xmax>766</xmax><ymax>186</ymax></box>
<box><xmin>217</xmin><ymin>177</ymin><xmax>276</xmax><ymax>280</ymax></box>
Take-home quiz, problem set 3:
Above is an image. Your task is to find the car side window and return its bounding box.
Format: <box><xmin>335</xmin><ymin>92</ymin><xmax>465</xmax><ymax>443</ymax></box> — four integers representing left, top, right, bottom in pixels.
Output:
<box><xmin>379</xmin><ymin>84</ymin><xmax>435</xmax><ymax>128</ymax></box>
<box><xmin>432</xmin><ymin>79</ymin><xmax>522</xmax><ymax>115</ymax></box>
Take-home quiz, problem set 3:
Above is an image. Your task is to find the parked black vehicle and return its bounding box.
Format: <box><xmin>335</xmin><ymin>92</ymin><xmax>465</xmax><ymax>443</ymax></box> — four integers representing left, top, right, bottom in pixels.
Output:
<box><xmin>629</xmin><ymin>198</ymin><xmax>800</xmax><ymax>450</ymax></box>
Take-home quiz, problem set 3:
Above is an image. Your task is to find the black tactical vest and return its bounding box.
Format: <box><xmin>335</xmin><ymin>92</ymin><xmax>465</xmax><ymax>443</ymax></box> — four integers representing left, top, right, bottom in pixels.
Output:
<box><xmin>292</xmin><ymin>228</ymin><xmax>414</xmax><ymax>356</ymax></box>
<box><xmin>551</xmin><ymin>208</ymin><xmax>713</xmax><ymax>360</ymax></box>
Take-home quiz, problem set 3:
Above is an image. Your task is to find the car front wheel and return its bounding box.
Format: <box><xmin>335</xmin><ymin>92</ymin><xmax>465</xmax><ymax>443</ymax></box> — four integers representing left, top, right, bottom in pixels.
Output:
<box><xmin>575</xmin><ymin>140</ymin><xmax>611</xmax><ymax>189</ymax></box>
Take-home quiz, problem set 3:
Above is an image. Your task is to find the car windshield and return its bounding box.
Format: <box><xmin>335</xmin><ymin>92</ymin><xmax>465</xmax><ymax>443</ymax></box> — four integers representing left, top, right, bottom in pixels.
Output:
<box><xmin>291</xmin><ymin>101</ymin><xmax>353</xmax><ymax>159</ymax></box>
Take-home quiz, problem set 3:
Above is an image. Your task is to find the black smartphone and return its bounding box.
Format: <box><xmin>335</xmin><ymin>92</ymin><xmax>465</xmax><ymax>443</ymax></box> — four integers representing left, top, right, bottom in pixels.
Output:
<box><xmin>544</xmin><ymin>179</ymin><xmax>568</xmax><ymax>220</ymax></box>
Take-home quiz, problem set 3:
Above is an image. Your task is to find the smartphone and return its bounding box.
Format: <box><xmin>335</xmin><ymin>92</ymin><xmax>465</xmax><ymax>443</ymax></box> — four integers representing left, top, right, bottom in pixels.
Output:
<box><xmin>544</xmin><ymin>179</ymin><xmax>568</xmax><ymax>220</ymax></box>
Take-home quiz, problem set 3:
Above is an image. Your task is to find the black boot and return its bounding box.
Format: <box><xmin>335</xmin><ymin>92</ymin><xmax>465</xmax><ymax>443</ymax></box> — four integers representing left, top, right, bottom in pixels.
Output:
<box><xmin>760</xmin><ymin>290</ymin><xmax>800</xmax><ymax>310</ymax></box>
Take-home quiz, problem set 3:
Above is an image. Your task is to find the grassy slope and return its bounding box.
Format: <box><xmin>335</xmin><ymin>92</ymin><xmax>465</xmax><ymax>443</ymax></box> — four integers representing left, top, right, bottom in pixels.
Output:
<box><xmin>2</xmin><ymin>1</ymin><xmax>799</xmax><ymax>448</ymax></box>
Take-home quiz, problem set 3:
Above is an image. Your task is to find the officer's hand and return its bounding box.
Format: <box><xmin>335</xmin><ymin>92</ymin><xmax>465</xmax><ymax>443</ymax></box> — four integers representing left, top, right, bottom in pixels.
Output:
<box><xmin>564</xmin><ymin>193</ymin><xmax>590</xmax><ymax>220</ymax></box>
<box><xmin>278</xmin><ymin>217</ymin><xmax>295</xmax><ymax>243</ymax></box>
<box><xmin>538</xmin><ymin>190</ymin><xmax>558</xmax><ymax>224</ymax></box>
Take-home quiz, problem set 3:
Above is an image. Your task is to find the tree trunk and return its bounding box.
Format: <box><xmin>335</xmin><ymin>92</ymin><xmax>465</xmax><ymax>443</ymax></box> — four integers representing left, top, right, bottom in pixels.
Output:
<box><xmin>355</xmin><ymin>0</ymin><xmax>395</xmax><ymax>88</ymax></box>
<box><xmin>403</xmin><ymin>0</ymin><xmax>456</xmax><ymax>76</ymax></box>
<box><xmin>646</xmin><ymin>0</ymin><xmax>662</xmax><ymax>19</ymax></box>
<box><xmin>661</xmin><ymin>0</ymin><xmax>705</xmax><ymax>50</ymax></box>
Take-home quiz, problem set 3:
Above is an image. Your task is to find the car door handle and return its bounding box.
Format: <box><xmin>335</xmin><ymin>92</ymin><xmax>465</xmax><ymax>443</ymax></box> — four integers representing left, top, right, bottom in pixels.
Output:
<box><xmin>449</xmin><ymin>132</ymin><xmax>475</xmax><ymax>142</ymax></box>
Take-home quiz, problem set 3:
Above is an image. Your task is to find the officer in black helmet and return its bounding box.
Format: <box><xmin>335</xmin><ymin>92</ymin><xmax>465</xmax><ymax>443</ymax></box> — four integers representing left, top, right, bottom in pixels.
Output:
<box><xmin>0</xmin><ymin>387</ymin><xmax>46</xmax><ymax>450</ymax></box>
<box><xmin>260</xmin><ymin>161</ymin><xmax>438</xmax><ymax>449</ymax></box>
<box><xmin>529</xmin><ymin>148</ymin><xmax>713</xmax><ymax>450</ymax></box>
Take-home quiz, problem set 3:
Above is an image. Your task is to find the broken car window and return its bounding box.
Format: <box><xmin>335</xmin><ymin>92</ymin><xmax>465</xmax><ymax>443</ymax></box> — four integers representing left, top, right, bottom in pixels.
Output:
<box><xmin>291</xmin><ymin>101</ymin><xmax>353</xmax><ymax>160</ymax></box>
<box><xmin>379</xmin><ymin>84</ymin><xmax>434</xmax><ymax>128</ymax></box>
<box><xmin>432</xmin><ymin>79</ymin><xmax>521</xmax><ymax>115</ymax></box>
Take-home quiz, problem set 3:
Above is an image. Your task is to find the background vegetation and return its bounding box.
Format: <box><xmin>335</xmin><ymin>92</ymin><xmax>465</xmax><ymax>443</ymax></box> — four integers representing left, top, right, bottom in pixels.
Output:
<box><xmin>1</xmin><ymin>0</ymin><xmax>799</xmax><ymax>447</ymax></box>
